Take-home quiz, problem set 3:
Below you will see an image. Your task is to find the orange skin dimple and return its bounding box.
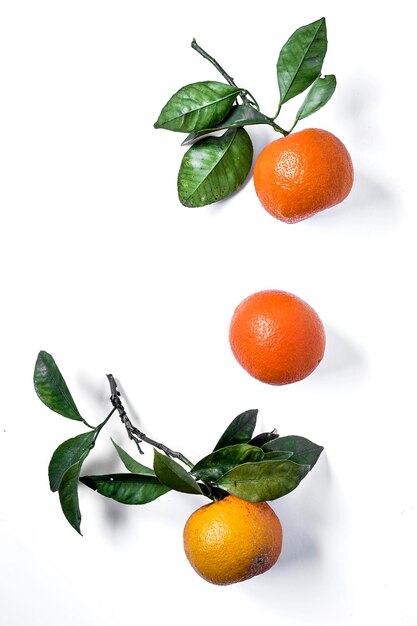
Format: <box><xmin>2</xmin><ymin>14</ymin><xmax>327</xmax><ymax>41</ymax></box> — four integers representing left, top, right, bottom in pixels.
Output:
<box><xmin>183</xmin><ymin>495</ymin><xmax>282</xmax><ymax>585</ymax></box>
<box><xmin>229</xmin><ymin>290</ymin><xmax>326</xmax><ymax>385</ymax></box>
<box><xmin>253</xmin><ymin>128</ymin><xmax>354</xmax><ymax>223</ymax></box>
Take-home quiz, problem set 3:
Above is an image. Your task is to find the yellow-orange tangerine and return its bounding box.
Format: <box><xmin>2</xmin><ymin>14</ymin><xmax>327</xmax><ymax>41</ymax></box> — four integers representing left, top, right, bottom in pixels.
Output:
<box><xmin>183</xmin><ymin>495</ymin><xmax>282</xmax><ymax>585</ymax></box>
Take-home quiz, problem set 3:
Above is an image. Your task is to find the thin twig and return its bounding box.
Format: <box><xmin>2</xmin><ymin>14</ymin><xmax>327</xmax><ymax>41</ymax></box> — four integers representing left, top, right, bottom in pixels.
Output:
<box><xmin>191</xmin><ymin>39</ymin><xmax>290</xmax><ymax>133</ymax></box>
<box><xmin>106</xmin><ymin>374</ymin><xmax>194</xmax><ymax>469</ymax></box>
<box><xmin>191</xmin><ymin>38</ymin><xmax>260</xmax><ymax>109</ymax></box>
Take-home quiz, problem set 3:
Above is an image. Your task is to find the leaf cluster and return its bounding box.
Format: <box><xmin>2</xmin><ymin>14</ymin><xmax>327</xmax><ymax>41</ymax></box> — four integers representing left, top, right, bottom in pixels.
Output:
<box><xmin>34</xmin><ymin>352</ymin><xmax>324</xmax><ymax>535</ymax></box>
<box><xmin>154</xmin><ymin>18</ymin><xmax>336</xmax><ymax>207</ymax></box>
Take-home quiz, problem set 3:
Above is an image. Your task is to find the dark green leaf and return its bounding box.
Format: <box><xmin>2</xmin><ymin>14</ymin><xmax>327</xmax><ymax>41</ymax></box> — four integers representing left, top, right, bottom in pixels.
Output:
<box><xmin>249</xmin><ymin>429</ymin><xmax>279</xmax><ymax>447</ymax></box>
<box><xmin>154</xmin><ymin>81</ymin><xmax>241</xmax><ymax>132</ymax></box>
<box><xmin>295</xmin><ymin>74</ymin><xmax>336</xmax><ymax>121</ymax></box>
<box><xmin>177</xmin><ymin>127</ymin><xmax>253</xmax><ymax>207</ymax></box>
<box><xmin>34</xmin><ymin>351</ymin><xmax>84</xmax><ymax>422</ymax></box>
<box><xmin>278</xmin><ymin>17</ymin><xmax>327</xmax><ymax>104</ymax></box>
<box><xmin>191</xmin><ymin>444</ymin><xmax>264</xmax><ymax>482</ymax></box>
<box><xmin>80</xmin><ymin>474</ymin><xmax>170</xmax><ymax>504</ymax></box>
<box><xmin>263</xmin><ymin>435</ymin><xmax>323</xmax><ymax>468</ymax></box>
<box><xmin>49</xmin><ymin>431</ymin><xmax>96</xmax><ymax>492</ymax></box>
<box><xmin>58</xmin><ymin>461</ymin><xmax>85</xmax><ymax>534</ymax></box>
<box><xmin>214</xmin><ymin>409</ymin><xmax>258</xmax><ymax>451</ymax></box>
<box><xmin>216</xmin><ymin>460</ymin><xmax>310</xmax><ymax>502</ymax></box>
<box><xmin>153</xmin><ymin>450</ymin><xmax>202</xmax><ymax>494</ymax></box>
<box><xmin>181</xmin><ymin>105</ymin><xmax>272</xmax><ymax>145</ymax></box>
<box><xmin>111</xmin><ymin>439</ymin><xmax>156</xmax><ymax>476</ymax></box>
<box><xmin>263</xmin><ymin>450</ymin><xmax>294</xmax><ymax>461</ymax></box>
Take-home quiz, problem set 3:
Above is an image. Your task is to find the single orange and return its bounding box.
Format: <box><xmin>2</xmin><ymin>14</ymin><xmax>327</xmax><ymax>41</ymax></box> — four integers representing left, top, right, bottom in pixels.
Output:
<box><xmin>183</xmin><ymin>495</ymin><xmax>282</xmax><ymax>585</ymax></box>
<box><xmin>229</xmin><ymin>289</ymin><xmax>325</xmax><ymax>385</ymax></box>
<box><xmin>253</xmin><ymin>128</ymin><xmax>354</xmax><ymax>223</ymax></box>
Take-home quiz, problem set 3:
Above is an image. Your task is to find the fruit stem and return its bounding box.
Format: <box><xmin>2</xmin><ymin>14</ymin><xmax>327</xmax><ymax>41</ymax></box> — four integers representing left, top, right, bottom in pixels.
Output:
<box><xmin>106</xmin><ymin>374</ymin><xmax>194</xmax><ymax>469</ymax></box>
<box><xmin>268</xmin><ymin>118</ymin><xmax>289</xmax><ymax>136</ymax></box>
<box><xmin>191</xmin><ymin>38</ymin><xmax>258</xmax><ymax>109</ymax></box>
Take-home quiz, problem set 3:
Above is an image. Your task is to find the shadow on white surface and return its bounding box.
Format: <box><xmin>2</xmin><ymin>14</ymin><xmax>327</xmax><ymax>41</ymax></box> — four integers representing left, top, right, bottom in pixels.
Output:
<box><xmin>338</xmin><ymin>76</ymin><xmax>381</xmax><ymax>146</ymax></box>
<box><xmin>97</xmin><ymin>493</ymin><xmax>130</xmax><ymax>530</ymax></box>
<box><xmin>310</xmin><ymin>168</ymin><xmax>399</xmax><ymax>229</ymax></box>
<box><xmin>241</xmin><ymin>454</ymin><xmax>349</xmax><ymax>622</ymax></box>
<box><xmin>316</xmin><ymin>325</ymin><xmax>365</xmax><ymax>377</ymax></box>
<box><xmin>273</xmin><ymin>453</ymin><xmax>333</xmax><ymax>571</ymax></box>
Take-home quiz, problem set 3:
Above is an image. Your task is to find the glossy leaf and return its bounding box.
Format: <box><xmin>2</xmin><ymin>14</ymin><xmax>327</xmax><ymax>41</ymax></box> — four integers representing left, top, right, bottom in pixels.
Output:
<box><xmin>154</xmin><ymin>81</ymin><xmax>241</xmax><ymax>133</ymax></box>
<box><xmin>58</xmin><ymin>461</ymin><xmax>85</xmax><ymax>534</ymax></box>
<box><xmin>217</xmin><ymin>460</ymin><xmax>310</xmax><ymax>502</ymax></box>
<box><xmin>34</xmin><ymin>351</ymin><xmax>85</xmax><ymax>422</ymax></box>
<box><xmin>80</xmin><ymin>474</ymin><xmax>170</xmax><ymax>504</ymax></box>
<box><xmin>153</xmin><ymin>450</ymin><xmax>202</xmax><ymax>494</ymax></box>
<box><xmin>295</xmin><ymin>74</ymin><xmax>336</xmax><ymax>121</ymax></box>
<box><xmin>111</xmin><ymin>439</ymin><xmax>156</xmax><ymax>476</ymax></box>
<box><xmin>249</xmin><ymin>430</ymin><xmax>279</xmax><ymax>447</ymax></box>
<box><xmin>181</xmin><ymin>105</ymin><xmax>272</xmax><ymax>145</ymax></box>
<box><xmin>214</xmin><ymin>409</ymin><xmax>258</xmax><ymax>451</ymax></box>
<box><xmin>278</xmin><ymin>17</ymin><xmax>327</xmax><ymax>104</ymax></box>
<box><xmin>191</xmin><ymin>444</ymin><xmax>264</xmax><ymax>482</ymax></box>
<box><xmin>263</xmin><ymin>435</ymin><xmax>323</xmax><ymax>468</ymax></box>
<box><xmin>177</xmin><ymin>127</ymin><xmax>253</xmax><ymax>207</ymax></box>
<box><xmin>49</xmin><ymin>431</ymin><xmax>96</xmax><ymax>492</ymax></box>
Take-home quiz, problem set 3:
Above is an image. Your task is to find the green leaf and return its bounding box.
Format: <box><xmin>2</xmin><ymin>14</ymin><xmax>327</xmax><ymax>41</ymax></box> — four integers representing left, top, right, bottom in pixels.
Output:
<box><xmin>55</xmin><ymin>427</ymin><xmax>101</xmax><ymax>533</ymax></box>
<box><xmin>263</xmin><ymin>450</ymin><xmax>294</xmax><ymax>461</ymax></box>
<box><xmin>216</xmin><ymin>460</ymin><xmax>310</xmax><ymax>502</ymax></box>
<box><xmin>111</xmin><ymin>439</ymin><xmax>156</xmax><ymax>476</ymax></box>
<box><xmin>153</xmin><ymin>450</ymin><xmax>202</xmax><ymax>494</ymax></box>
<box><xmin>295</xmin><ymin>74</ymin><xmax>336</xmax><ymax>122</ymax></box>
<box><xmin>154</xmin><ymin>81</ymin><xmax>241</xmax><ymax>132</ymax></box>
<box><xmin>80</xmin><ymin>474</ymin><xmax>170</xmax><ymax>505</ymax></box>
<box><xmin>177</xmin><ymin>127</ymin><xmax>253</xmax><ymax>207</ymax></box>
<box><xmin>34</xmin><ymin>351</ymin><xmax>85</xmax><ymax>422</ymax></box>
<box><xmin>58</xmin><ymin>460</ymin><xmax>85</xmax><ymax>534</ymax></box>
<box><xmin>49</xmin><ymin>431</ymin><xmax>96</xmax><ymax>492</ymax></box>
<box><xmin>263</xmin><ymin>435</ymin><xmax>323</xmax><ymax>468</ymax></box>
<box><xmin>191</xmin><ymin>444</ymin><xmax>264</xmax><ymax>482</ymax></box>
<box><xmin>278</xmin><ymin>17</ymin><xmax>327</xmax><ymax>104</ymax></box>
<box><xmin>249</xmin><ymin>430</ymin><xmax>279</xmax><ymax>448</ymax></box>
<box><xmin>214</xmin><ymin>409</ymin><xmax>258</xmax><ymax>451</ymax></box>
<box><xmin>181</xmin><ymin>105</ymin><xmax>272</xmax><ymax>146</ymax></box>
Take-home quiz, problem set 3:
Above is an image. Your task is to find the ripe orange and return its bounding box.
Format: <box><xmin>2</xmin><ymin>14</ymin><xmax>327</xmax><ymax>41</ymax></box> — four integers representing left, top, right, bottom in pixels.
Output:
<box><xmin>253</xmin><ymin>128</ymin><xmax>354</xmax><ymax>223</ymax></box>
<box><xmin>183</xmin><ymin>495</ymin><xmax>282</xmax><ymax>585</ymax></box>
<box><xmin>229</xmin><ymin>289</ymin><xmax>325</xmax><ymax>385</ymax></box>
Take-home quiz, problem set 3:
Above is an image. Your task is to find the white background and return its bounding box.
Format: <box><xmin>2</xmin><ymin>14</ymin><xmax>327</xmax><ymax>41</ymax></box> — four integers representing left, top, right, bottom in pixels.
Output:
<box><xmin>0</xmin><ymin>1</ymin><xmax>415</xmax><ymax>624</ymax></box>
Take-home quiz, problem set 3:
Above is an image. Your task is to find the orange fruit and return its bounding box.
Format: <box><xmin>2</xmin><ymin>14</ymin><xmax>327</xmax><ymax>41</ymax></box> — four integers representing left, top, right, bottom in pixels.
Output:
<box><xmin>253</xmin><ymin>128</ymin><xmax>354</xmax><ymax>223</ymax></box>
<box><xmin>229</xmin><ymin>289</ymin><xmax>325</xmax><ymax>385</ymax></box>
<box><xmin>183</xmin><ymin>495</ymin><xmax>282</xmax><ymax>585</ymax></box>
